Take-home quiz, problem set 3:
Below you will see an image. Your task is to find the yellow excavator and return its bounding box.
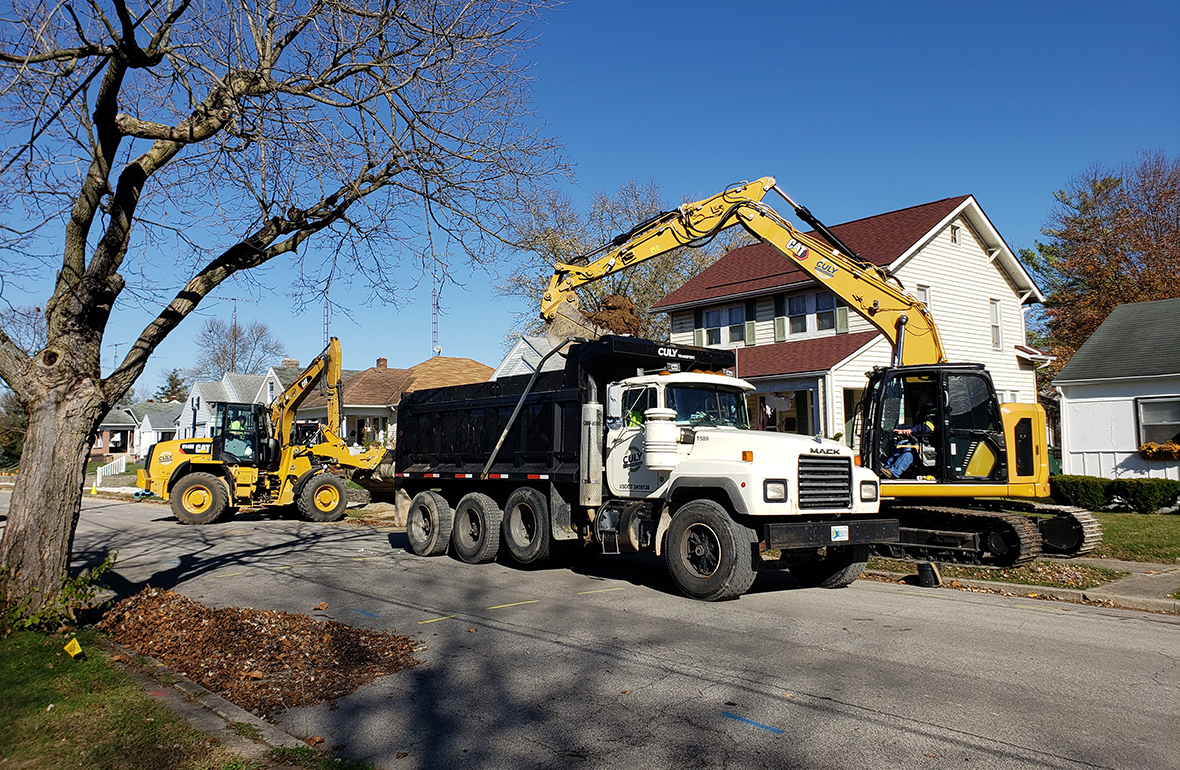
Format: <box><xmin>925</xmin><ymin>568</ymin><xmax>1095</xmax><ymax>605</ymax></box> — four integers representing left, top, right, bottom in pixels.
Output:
<box><xmin>137</xmin><ymin>337</ymin><xmax>385</xmax><ymax>524</ymax></box>
<box><xmin>542</xmin><ymin>177</ymin><xmax>1101</xmax><ymax>566</ymax></box>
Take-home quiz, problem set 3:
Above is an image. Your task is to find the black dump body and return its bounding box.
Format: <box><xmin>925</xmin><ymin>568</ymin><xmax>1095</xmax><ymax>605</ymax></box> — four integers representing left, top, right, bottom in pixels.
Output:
<box><xmin>395</xmin><ymin>336</ymin><xmax>734</xmax><ymax>482</ymax></box>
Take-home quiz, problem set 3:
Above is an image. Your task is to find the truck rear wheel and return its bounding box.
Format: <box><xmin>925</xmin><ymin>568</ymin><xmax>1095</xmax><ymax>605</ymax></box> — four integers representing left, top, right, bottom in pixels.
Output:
<box><xmin>789</xmin><ymin>545</ymin><xmax>869</xmax><ymax>588</ymax></box>
<box><xmin>665</xmin><ymin>500</ymin><xmax>757</xmax><ymax>601</ymax></box>
<box><xmin>451</xmin><ymin>493</ymin><xmax>502</xmax><ymax>564</ymax></box>
<box><xmin>170</xmin><ymin>472</ymin><xmax>228</xmax><ymax>525</ymax></box>
<box><xmin>406</xmin><ymin>491</ymin><xmax>454</xmax><ymax>556</ymax></box>
<box><xmin>297</xmin><ymin>473</ymin><xmax>349</xmax><ymax>522</ymax></box>
<box><xmin>502</xmin><ymin>487</ymin><xmax>552</xmax><ymax>565</ymax></box>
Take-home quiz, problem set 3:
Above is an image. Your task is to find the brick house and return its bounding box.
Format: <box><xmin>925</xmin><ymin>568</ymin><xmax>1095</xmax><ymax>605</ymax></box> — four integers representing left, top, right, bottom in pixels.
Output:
<box><xmin>651</xmin><ymin>195</ymin><xmax>1048</xmax><ymax>446</ymax></box>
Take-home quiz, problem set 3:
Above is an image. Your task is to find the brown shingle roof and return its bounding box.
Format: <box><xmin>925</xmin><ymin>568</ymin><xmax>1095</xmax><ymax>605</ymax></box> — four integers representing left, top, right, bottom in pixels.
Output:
<box><xmin>733</xmin><ymin>332</ymin><xmax>880</xmax><ymax>379</ymax></box>
<box><xmin>653</xmin><ymin>195</ymin><xmax>969</xmax><ymax>309</ymax></box>
<box><xmin>404</xmin><ymin>356</ymin><xmax>493</xmax><ymax>392</ymax></box>
<box><xmin>301</xmin><ymin>366</ymin><xmax>415</xmax><ymax>409</ymax></box>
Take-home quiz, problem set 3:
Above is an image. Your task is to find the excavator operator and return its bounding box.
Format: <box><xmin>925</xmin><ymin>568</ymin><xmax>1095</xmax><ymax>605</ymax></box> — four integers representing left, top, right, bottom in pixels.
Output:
<box><xmin>882</xmin><ymin>388</ymin><xmax>935</xmax><ymax>478</ymax></box>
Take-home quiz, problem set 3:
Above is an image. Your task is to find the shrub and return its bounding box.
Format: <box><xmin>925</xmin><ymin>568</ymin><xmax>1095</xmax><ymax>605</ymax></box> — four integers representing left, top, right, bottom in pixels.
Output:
<box><xmin>1107</xmin><ymin>478</ymin><xmax>1180</xmax><ymax>515</ymax></box>
<box><xmin>1049</xmin><ymin>475</ymin><xmax>1110</xmax><ymax>510</ymax></box>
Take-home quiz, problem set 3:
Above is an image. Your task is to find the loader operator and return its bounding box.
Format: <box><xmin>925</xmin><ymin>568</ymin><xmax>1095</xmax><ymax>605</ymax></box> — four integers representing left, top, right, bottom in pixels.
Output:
<box><xmin>881</xmin><ymin>389</ymin><xmax>935</xmax><ymax>479</ymax></box>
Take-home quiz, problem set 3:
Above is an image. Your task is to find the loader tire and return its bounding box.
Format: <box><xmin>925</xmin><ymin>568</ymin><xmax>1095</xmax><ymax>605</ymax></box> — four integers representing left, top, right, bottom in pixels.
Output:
<box><xmin>451</xmin><ymin>492</ymin><xmax>503</xmax><ymax>564</ymax></box>
<box><xmin>297</xmin><ymin>473</ymin><xmax>349</xmax><ymax>522</ymax></box>
<box><xmin>406</xmin><ymin>491</ymin><xmax>454</xmax><ymax>557</ymax></box>
<box><xmin>665</xmin><ymin>500</ymin><xmax>757</xmax><ymax>601</ymax></box>
<box><xmin>502</xmin><ymin>486</ymin><xmax>552</xmax><ymax>565</ymax></box>
<box><xmin>170</xmin><ymin>472</ymin><xmax>228</xmax><ymax>525</ymax></box>
<box><xmin>789</xmin><ymin>545</ymin><xmax>869</xmax><ymax>588</ymax></box>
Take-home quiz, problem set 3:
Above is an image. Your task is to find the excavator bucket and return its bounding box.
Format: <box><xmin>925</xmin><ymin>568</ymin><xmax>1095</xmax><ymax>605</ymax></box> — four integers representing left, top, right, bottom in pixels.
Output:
<box><xmin>545</xmin><ymin>295</ymin><xmax>608</xmax><ymax>351</ymax></box>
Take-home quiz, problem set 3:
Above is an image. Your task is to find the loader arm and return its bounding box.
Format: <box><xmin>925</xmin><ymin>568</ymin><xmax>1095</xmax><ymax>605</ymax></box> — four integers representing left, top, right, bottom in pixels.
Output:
<box><xmin>541</xmin><ymin>176</ymin><xmax>948</xmax><ymax>366</ymax></box>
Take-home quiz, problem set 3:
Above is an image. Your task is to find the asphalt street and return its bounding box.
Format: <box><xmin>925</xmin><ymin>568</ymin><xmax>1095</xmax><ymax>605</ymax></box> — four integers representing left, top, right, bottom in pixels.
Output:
<box><xmin>4</xmin><ymin>491</ymin><xmax>1178</xmax><ymax>770</ymax></box>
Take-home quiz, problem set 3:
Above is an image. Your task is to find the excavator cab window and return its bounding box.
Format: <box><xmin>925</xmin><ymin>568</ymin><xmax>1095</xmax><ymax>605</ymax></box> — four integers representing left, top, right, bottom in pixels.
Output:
<box><xmin>873</xmin><ymin>374</ymin><xmax>940</xmax><ymax>479</ymax></box>
<box><xmin>944</xmin><ymin>372</ymin><xmax>1006</xmax><ymax>481</ymax></box>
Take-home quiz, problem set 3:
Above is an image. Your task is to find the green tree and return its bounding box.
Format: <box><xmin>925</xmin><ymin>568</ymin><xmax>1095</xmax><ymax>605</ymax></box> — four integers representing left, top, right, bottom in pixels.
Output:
<box><xmin>1023</xmin><ymin>151</ymin><xmax>1180</xmax><ymax>380</ymax></box>
<box><xmin>154</xmin><ymin>369</ymin><xmax>188</xmax><ymax>402</ymax></box>
<box><xmin>501</xmin><ymin>178</ymin><xmax>753</xmax><ymax>341</ymax></box>
<box><xmin>0</xmin><ymin>0</ymin><xmax>561</xmax><ymax>619</ymax></box>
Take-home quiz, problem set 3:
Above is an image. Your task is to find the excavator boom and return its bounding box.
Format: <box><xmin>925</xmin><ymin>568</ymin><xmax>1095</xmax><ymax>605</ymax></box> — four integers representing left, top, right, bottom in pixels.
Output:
<box><xmin>541</xmin><ymin>177</ymin><xmax>948</xmax><ymax>365</ymax></box>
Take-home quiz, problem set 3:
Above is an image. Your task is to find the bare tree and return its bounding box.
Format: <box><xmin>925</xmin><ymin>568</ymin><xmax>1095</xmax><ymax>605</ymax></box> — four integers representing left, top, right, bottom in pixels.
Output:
<box><xmin>500</xmin><ymin>179</ymin><xmax>753</xmax><ymax>341</ymax></box>
<box><xmin>0</xmin><ymin>0</ymin><xmax>563</xmax><ymax>616</ymax></box>
<box><xmin>187</xmin><ymin>317</ymin><xmax>287</xmax><ymax>380</ymax></box>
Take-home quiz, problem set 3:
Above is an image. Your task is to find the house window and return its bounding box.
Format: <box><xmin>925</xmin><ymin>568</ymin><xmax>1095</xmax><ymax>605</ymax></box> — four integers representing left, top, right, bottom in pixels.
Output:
<box><xmin>268</xmin><ymin>381</ymin><xmax>275</xmax><ymax>401</ymax></box>
<box><xmin>989</xmin><ymin>299</ymin><xmax>1002</xmax><ymax>350</ymax></box>
<box><xmin>1139</xmin><ymin>398</ymin><xmax>1180</xmax><ymax>445</ymax></box>
<box><xmin>788</xmin><ymin>295</ymin><xmax>808</xmax><ymax>334</ymax></box>
<box><xmin>915</xmin><ymin>284</ymin><xmax>931</xmax><ymax>310</ymax></box>
<box><xmin>704</xmin><ymin>305</ymin><xmax>745</xmax><ymax>345</ymax></box>
<box><xmin>951</xmin><ymin>224</ymin><xmax>962</xmax><ymax>246</ymax></box>
<box><xmin>816</xmin><ymin>292</ymin><xmax>836</xmax><ymax>331</ymax></box>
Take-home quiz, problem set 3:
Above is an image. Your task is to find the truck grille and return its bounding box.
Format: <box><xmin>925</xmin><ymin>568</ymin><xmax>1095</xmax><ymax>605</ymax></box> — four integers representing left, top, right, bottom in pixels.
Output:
<box><xmin>798</xmin><ymin>455</ymin><xmax>853</xmax><ymax>509</ymax></box>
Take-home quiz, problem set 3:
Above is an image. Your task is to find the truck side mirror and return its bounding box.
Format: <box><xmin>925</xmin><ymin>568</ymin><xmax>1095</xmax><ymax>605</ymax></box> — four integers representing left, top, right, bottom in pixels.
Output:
<box><xmin>605</xmin><ymin>383</ymin><xmax>622</xmax><ymax>427</ymax></box>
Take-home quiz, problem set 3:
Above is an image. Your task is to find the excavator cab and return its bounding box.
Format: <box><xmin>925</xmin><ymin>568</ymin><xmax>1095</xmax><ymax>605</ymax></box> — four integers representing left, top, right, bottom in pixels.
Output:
<box><xmin>861</xmin><ymin>364</ymin><xmax>1008</xmax><ymax>484</ymax></box>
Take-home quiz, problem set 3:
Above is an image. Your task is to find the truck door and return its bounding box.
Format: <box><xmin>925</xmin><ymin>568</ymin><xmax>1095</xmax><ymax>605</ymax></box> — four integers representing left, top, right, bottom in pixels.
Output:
<box><xmin>944</xmin><ymin>371</ymin><xmax>1007</xmax><ymax>482</ymax></box>
<box><xmin>605</xmin><ymin>385</ymin><xmax>660</xmax><ymax>497</ymax></box>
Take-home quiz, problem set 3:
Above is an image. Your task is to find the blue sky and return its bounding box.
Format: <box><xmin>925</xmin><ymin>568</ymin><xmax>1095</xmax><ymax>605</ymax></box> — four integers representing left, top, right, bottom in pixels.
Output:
<box><xmin>18</xmin><ymin>1</ymin><xmax>1180</xmax><ymax>389</ymax></box>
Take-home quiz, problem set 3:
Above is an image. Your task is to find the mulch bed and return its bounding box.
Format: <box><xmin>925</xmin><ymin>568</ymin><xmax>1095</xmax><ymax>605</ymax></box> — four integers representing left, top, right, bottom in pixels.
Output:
<box><xmin>98</xmin><ymin>587</ymin><xmax>421</xmax><ymax>719</ymax></box>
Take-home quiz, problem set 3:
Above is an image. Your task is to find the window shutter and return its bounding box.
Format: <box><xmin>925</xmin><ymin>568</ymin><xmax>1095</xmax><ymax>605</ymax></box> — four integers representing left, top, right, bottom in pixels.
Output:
<box><xmin>773</xmin><ymin>295</ymin><xmax>786</xmax><ymax>342</ymax></box>
<box><xmin>693</xmin><ymin>309</ymin><xmax>704</xmax><ymax>347</ymax></box>
<box><xmin>744</xmin><ymin>300</ymin><xmax>757</xmax><ymax>346</ymax></box>
<box><xmin>836</xmin><ymin>306</ymin><xmax>849</xmax><ymax>334</ymax></box>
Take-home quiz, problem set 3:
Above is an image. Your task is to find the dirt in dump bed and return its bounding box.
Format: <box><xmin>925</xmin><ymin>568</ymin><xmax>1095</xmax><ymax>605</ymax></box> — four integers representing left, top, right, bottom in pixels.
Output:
<box><xmin>98</xmin><ymin>587</ymin><xmax>421</xmax><ymax>718</ymax></box>
<box><xmin>583</xmin><ymin>294</ymin><xmax>644</xmax><ymax>336</ymax></box>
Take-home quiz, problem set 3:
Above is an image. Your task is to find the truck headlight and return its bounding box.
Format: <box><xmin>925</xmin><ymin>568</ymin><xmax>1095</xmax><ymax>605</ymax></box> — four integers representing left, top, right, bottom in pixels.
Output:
<box><xmin>764</xmin><ymin>479</ymin><xmax>787</xmax><ymax>502</ymax></box>
<box><xmin>860</xmin><ymin>480</ymin><xmax>879</xmax><ymax>502</ymax></box>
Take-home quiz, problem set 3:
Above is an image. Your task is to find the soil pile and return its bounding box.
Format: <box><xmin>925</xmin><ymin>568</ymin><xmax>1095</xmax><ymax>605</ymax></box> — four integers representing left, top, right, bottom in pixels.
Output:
<box><xmin>583</xmin><ymin>294</ymin><xmax>644</xmax><ymax>336</ymax></box>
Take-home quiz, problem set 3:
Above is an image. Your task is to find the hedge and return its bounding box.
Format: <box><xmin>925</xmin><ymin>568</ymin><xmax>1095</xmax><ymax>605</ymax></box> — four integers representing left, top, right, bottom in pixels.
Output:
<box><xmin>1107</xmin><ymin>478</ymin><xmax>1180</xmax><ymax>515</ymax></box>
<box><xmin>1050</xmin><ymin>474</ymin><xmax>1180</xmax><ymax>513</ymax></box>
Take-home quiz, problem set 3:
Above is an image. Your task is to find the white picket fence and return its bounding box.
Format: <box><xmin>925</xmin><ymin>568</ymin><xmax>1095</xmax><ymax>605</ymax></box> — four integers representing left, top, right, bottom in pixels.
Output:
<box><xmin>96</xmin><ymin>455</ymin><xmax>127</xmax><ymax>486</ymax></box>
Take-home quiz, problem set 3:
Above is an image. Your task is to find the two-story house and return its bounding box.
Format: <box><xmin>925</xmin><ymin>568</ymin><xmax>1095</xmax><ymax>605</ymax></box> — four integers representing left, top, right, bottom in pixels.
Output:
<box><xmin>651</xmin><ymin>195</ymin><xmax>1048</xmax><ymax>446</ymax></box>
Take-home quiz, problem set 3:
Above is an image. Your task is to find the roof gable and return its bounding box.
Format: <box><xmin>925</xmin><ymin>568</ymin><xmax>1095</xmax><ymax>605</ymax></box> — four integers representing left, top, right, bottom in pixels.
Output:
<box><xmin>1054</xmin><ymin>298</ymin><xmax>1180</xmax><ymax>383</ymax></box>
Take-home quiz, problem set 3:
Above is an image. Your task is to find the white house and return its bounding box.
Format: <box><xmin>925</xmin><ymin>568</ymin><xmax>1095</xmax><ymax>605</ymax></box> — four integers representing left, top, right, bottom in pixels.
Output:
<box><xmin>132</xmin><ymin>401</ymin><xmax>184</xmax><ymax>460</ymax></box>
<box><xmin>490</xmin><ymin>336</ymin><xmax>566</xmax><ymax>380</ymax></box>
<box><xmin>1054</xmin><ymin>298</ymin><xmax>1180</xmax><ymax>480</ymax></box>
<box><xmin>176</xmin><ymin>373</ymin><xmax>265</xmax><ymax>438</ymax></box>
<box><xmin>651</xmin><ymin>194</ymin><xmax>1048</xmax><ymax>445</ymax></box>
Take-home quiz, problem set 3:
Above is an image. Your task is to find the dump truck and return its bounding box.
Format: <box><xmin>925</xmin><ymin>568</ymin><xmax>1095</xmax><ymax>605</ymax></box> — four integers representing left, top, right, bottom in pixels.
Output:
<box><xmin>138</xmin><ymin>337</ymin><xmax>384</xmax><ymax>524</ymax></box>
<box><xmin>374</xmin><ymin>335</ymin><xmax>896</xmax><ymax>601</ymax></box>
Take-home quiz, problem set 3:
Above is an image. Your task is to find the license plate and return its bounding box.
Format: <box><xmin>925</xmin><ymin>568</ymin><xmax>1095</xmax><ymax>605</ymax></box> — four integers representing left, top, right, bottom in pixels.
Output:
<box><xmin>830</xmin><ymin>525</ymin><xmax>849</xmax><ymax>542</ymax></box>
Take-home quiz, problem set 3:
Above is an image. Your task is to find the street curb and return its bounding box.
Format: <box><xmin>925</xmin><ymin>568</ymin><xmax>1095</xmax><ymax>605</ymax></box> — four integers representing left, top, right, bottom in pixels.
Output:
<box><xmin>94</xmin><ymin>636</ymin><xmax>307</xmax><ymax>753</ymax></box>
<box><xmin>864</xmin><ymin>570</ymin><xmax>1180</xmax><ymax>615</ymax></box>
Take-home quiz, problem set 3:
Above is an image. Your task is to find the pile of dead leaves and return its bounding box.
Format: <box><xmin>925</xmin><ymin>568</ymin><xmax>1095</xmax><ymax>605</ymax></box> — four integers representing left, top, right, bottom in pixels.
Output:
<box><xmin>98</xmin><ymin>587</ymin><xmax>420</xmax><ymax>719</ymax></box>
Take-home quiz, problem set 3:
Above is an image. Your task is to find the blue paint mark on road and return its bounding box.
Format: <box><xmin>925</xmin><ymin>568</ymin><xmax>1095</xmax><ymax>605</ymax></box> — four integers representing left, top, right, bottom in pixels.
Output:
<box><xmin>721</xmin><ymin>712</ymin><xmax>784</xmax><ymax>734</ymax></box>
<box><xmin>353</xmin><ymin>609</ymin><xmax>379</xmax><ymax>618</ymax></box>
<box><xmin>165</xmin><ymin>560</ymin><xmax>179</xmax><ymax>564</ymax></box>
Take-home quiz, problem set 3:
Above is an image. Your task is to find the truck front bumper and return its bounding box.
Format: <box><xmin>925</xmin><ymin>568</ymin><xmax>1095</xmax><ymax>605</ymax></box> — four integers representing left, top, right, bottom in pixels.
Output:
<box><xmin>764</xmin><ymin>518</ymin><xmax>899</xmax><ymax>550</ymax></box>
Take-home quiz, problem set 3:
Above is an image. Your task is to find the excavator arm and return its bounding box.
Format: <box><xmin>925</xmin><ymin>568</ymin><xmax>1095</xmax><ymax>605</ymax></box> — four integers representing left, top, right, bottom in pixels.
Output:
<box><xmin>270</xmin><ymin>337</ymin><xmax>344</xmax><ymax>445</ymax></box>
<box><xmin>541</xmin><ymin>177</ymin><xmax>948</xmax><ymax>365</ymax></box>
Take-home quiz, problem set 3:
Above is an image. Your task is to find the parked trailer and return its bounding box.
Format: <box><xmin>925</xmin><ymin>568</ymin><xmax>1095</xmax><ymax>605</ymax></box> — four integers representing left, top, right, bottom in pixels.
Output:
<box><xmin>375</xmin><ymin>336</ymin><xmax>897</xmax><ymax>601</ymax></box>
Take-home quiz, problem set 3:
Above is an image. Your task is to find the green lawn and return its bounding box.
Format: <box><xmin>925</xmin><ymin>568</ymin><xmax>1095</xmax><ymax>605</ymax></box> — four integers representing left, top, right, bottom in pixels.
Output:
<box><xmin>0</xmin><ymin>629</ymin><xmax>373</xmax><ymax>770</ymax></box>
<box><xmin>1089</xmin><ymin>511</ymin><xmax>1180</xmax><ymax>563</ymax></box>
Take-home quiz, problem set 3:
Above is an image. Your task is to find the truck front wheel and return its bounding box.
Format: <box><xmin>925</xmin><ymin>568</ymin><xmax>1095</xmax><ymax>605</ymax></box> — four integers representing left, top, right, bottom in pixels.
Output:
<box><xmin>665</xmin><ymin>500</ymin><xmax>757</xmax><ymax>601</ymax></box>
<box><xmin>170</xmin><ymin>472</ymin><xmax>228</xmax><ymax>525</ymax></box>
<box><xmin>789</xmin><ymin>545</ymin><xmax>869</xmax><ymax>588</ymax></box>
<box><xmin>502</xmin><ymin>486</ymin><xmax>552</xmax><ymax>565</ymax></box>
<box><xmin>297</xmin><ymin>473</ymin><xmax>349</xmax><ymax>522</ymax></box>
<box><xmin>406</xmin><ymin>491</ymin><xmax>454</xmax><ymax>556</ymax></box>
<box><xmin>451</xmin><ymin>493</ymin><xmax>503</xmax><ymax>564</ymax></box>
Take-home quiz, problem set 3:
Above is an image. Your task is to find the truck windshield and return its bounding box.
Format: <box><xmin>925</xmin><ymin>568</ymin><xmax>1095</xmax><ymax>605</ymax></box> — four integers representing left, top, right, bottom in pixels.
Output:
<box><xmin>665</xmin><ymin>385</ymin><xmax>749</xmax><ymax>428</ymax></box>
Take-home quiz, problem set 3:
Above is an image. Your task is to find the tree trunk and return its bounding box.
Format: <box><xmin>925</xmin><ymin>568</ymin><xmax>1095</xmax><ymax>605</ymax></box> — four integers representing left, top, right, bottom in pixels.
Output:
<box><xmin>0</xmin><ymin>376</ymin><xmax>104</xmax><ymax>611</ymax></box>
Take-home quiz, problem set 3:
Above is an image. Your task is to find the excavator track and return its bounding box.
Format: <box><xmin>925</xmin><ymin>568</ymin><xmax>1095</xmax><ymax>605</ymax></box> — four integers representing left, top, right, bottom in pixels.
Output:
<box><xmin>980</xmin><ymin>501</ymin><xmax>1103</xmax><ymax>558</ymax></box>
<box><xmin>875</xmin><ymin>505</ymin><xmax>1043</xmax><ymax>567</ymax></box>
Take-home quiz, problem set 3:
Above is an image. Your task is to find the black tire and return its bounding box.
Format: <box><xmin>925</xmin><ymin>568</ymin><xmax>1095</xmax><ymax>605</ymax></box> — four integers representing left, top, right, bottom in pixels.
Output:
<box><xmin>502</xmin><ymin>486</ymin><xmax>552</xmax><ymax>565</ymax></box>
<box><xmin>406</xmin><ymin>491</ymin><xmax>454</xmax><ymax>556</ymax></box>
<box><xmin>451</xmin><ymin>492</ymin><xmax>503</xmax><ymax>564</ymax></box>
<box><xmin>170</xmin><ymin>472</ymin><xmax>229</xmax><ymax>525</ymax></box>
<box><xmin>789</xmin><ymin>545</ymin><xmax>869</xmax><ymax>588</ymax></box>
<box><xmin>297</xmin><ymin>473</ymin><xmax>349</xmax><ymax>522</ymax></box>
<box><xmin>665</xmin><ymin>500</ymin><xmax>757</xmax><ymax>601</ymax></box>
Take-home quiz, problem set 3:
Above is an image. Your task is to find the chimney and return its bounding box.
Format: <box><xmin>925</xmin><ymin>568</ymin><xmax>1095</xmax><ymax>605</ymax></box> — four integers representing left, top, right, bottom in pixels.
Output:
<box><xmin>376</xmin><ymin>357</ymin><xmax>388</xmax><ymax>369</ymax></box>
<box><xmin>282</xmin><ymin>358</ymin><xmax>300</xmax><ymax>368</ymax></box>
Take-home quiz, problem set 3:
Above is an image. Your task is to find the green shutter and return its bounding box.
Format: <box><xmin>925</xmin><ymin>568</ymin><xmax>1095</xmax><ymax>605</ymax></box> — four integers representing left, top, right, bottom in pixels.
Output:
<box><xmin>693</xmin><ymin>328</ymin><xmax>705</xmax><ymax>346</ymax></box>
<box><xmin>836</xmin><ymin>306</ymin><xmax>849</xmax><ymax>334</ymax></box>
<box><xmin>773</xmin><ymin>295</ymin><xmax>786</xmax><ymax>342</ymax></box>
<box><xmin>744</xmin><ymin>300</ymin><xmax>757</xmax><ymax>346</ymax></box>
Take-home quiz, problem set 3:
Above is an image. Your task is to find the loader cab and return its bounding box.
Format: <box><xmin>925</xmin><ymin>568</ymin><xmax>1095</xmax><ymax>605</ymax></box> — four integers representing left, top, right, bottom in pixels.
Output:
<box><xmin>211</xmin><ymin>402</ymin><xmax>281</xmax><ymax>469</ymax></box>
<box><xmin>860</xmin><ymin>365</ymin><xmax>1008</xmax><ymax>483</ymax></box>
